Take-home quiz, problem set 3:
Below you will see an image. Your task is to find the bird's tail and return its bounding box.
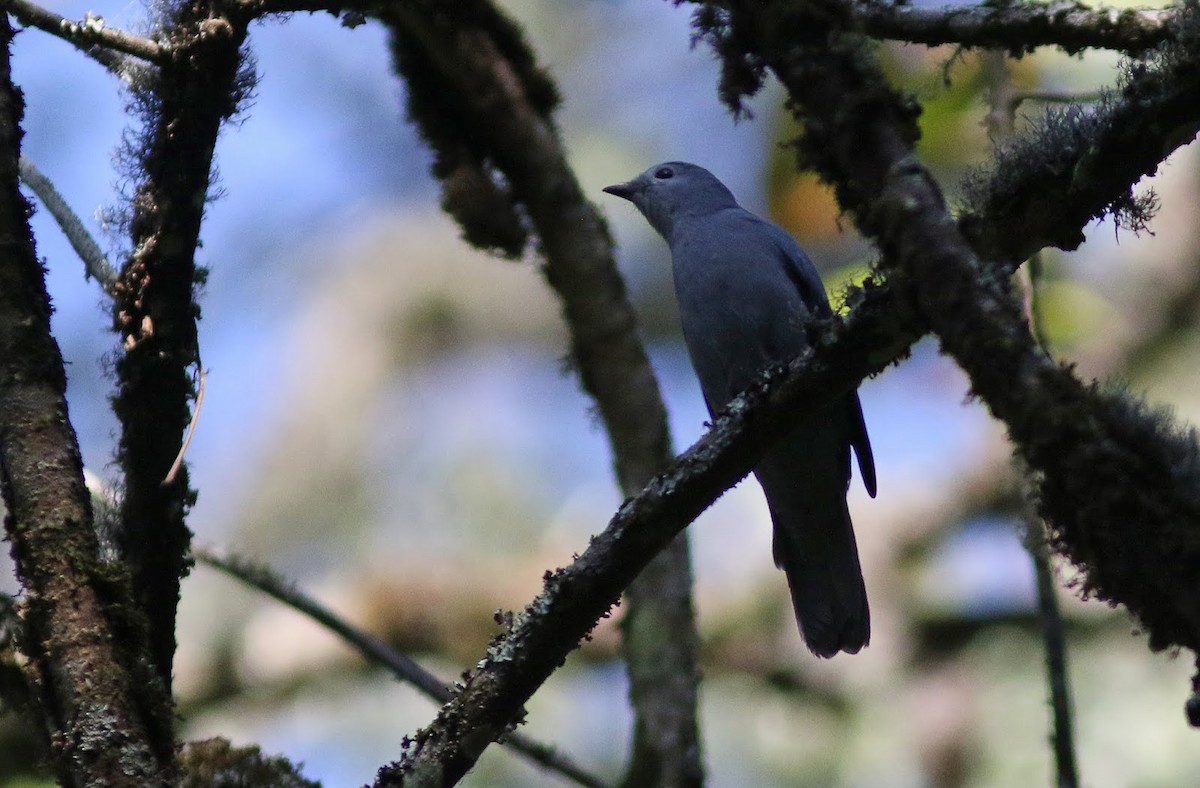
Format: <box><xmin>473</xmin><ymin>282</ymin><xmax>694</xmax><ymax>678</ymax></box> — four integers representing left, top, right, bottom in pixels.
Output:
<box><xmin>755</xmin><ymin>418</ymin><xmax>869</xmax><ymax>658</ymax></box>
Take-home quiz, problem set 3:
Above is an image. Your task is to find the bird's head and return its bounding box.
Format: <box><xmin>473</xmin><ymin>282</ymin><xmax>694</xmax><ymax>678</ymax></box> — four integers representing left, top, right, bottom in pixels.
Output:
<box><xmin>603</xmin><ymin>161</ymin><xmax>738</xmax><ymax>240</ymax></box>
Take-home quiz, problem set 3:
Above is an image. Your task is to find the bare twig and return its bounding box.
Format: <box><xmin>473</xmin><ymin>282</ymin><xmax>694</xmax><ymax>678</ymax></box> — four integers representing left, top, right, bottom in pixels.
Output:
<box><xmin>3</xmin><ymin>0</ymin><xmax>167</xmax><ymax>63</ymax></box>
<box><xmin>163</xmin><ymin>366</ymin><xmax>206</xmax><ymax>485</ymax></box>
<box><xmin>985</xmin><ymin>56</ymin><xmax>1081</xmax><ymax>784</ymax></box>
<box><xmin>194</xmin><ymin>547</ymin><xmax>611</xmax><ymax>788</ymax></box>
<box><xmin>1022</xmin><ymin>258</ymin><xmax>1081</xmax><ymax>788</ymax></box>
<box><xmin>857</xmin><ymin>1</ymin><xmax>1174</xmax><ymax>54</ymax></box>
<box><xmin>1031</xmin><ymin>539</ymin><xmax>1081</xmax><ymax>786</ymax></box>
<box><xmin>18</xmin><ymin>155</ymin><xmax>119</xmax><ymax>292</ymax></box>
<box><xmin>1013</xmin><ymin>89</ymin><xmax>1104</xmax><ymax>106</ymax></box>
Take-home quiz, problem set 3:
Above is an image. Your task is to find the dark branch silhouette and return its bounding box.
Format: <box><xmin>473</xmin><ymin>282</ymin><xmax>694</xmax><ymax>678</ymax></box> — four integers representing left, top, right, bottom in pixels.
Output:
<box><xmin>110</xmin><ymin>4</ymin><xmax>251</xmax><ymax>691</ymax></box>
<box><xmin>689</xmin><ymin>0</ymin><xmax>1200</xmax><ymax>647</ymax></box>
<box><xmin>857</xmin><ymin>1</ymin><xmax>1174</xmax><ymax>54</ymax></box>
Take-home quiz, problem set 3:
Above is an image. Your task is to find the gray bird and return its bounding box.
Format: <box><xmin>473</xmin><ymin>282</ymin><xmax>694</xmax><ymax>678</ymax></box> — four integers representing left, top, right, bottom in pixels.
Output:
<box><xmin>604</xmin><ymin>161</ymin><xmax>876</xmax><ymax>657</ymax></box>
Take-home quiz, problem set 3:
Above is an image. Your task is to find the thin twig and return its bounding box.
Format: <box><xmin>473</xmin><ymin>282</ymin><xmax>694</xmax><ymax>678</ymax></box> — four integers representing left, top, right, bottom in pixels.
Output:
<box><xmin>163</xmin><ymin>366</ymin><xmax>205</xmax><ymax>485</ymax></box>
<box><xmin>4</xmin><ymin>0</ymin><xmax>167</xmax><ymax>63</ymax></box>
<box><xmin>1031</xmin><ymin>541</ymin><xmax>1081</xmax><ymax>787</ymax></box>
<box><xmin>1021</xmin><ymin>255</ymin><xmax>1081</xmax><ymax>788</ymax></box>
<box><xmin>987</xmin><ymin>52</ymin><xmax>1079</xmax><ymax>785</ymax></box>
<box><xmin>18</xmin><ymin>156</ymin><xmax>119</xmax><ymax>293</ymax></box>
<box><xmin>194</xmin><ymin>546</ymin><xmax>611</xmax><ymax>788</ymax></box>
<box><xmin>1014</xmin><ymin>90</ymin><xmax>1104</xmax><ymax>106</ymax></box>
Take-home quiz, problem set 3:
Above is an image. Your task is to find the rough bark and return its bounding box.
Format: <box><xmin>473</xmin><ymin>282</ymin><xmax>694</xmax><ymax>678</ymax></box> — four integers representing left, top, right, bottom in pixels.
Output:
<box><xmin>0</xmin><ymin>16</ymin><xmax>175</xmax><ymax>785</ymax></box>
<box><xmin>111</xmin><ymin>6</ymin><xmax>249</xmax><ymax>690</ymax></box>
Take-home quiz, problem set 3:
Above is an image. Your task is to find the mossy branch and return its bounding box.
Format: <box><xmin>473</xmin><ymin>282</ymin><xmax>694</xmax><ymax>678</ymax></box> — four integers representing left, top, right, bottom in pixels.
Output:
<box><xmin>689</xmin><ymin>0</ymin><xmax>1200</xmax><ymax>653</ymax></box>
<box><xmin>111</xmin><ymin>4</ymin><xmax>252</xmax><ymax>691</ymax></box>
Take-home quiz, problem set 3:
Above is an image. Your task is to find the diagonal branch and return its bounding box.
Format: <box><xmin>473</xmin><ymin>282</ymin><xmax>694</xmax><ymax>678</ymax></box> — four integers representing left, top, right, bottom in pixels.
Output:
<box><xmin>3</xmin><ymin>0</ymin><xmax>167</xmax><ymax>63</ymax></box>
<box><xmin>371</xmin><ymin>282</ymin><xmax>915</xmax><ymax>784</ymax></box>
<box><xmin>959</xmin><ymin>42</ymin><xmax>1200</xmax><ymax>260</ymax></box>
<box><xmin>17</xmin><ymin>155</ymin><xmax>119</xmax><ymax>291</ymax></box>
<box><xmin>857</xmin><ymin>1</ymin><xmax>1175</xmax><ymax>55</ymax></box>
<box><xmin>195</xmin><ymin>546</ymin><xmax>610</xmax><ymax>788</ymax></box>
<box><xmin>693</xmin><ymin>0</ymin><xmax>1200</xmax><ymax>646</ymax></box>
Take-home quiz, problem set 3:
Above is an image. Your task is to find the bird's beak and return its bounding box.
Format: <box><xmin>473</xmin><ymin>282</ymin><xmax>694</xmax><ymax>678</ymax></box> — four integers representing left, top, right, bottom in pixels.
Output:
<box><xmin>603</xmin><ymin>180</ymin><xmax>637</xmax><ymax>201</ymax></box>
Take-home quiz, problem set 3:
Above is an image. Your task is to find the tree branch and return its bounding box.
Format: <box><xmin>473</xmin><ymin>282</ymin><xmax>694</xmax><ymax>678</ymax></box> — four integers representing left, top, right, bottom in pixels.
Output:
<box><xmin>1023</xmin><ymin>255</ymin><xmax>1080</xmax><ymax>788</ymax></box>
<box><xmin>111</xmin><ymin>5</ymin><xmax>250</xmax><ymax>691</ymax></box>
<box><xmin>370</xmin><ymin>275</ymin><xmax>916</xmax><ymax>784</ymax></box>
<box><xmin>857</xmin><ymin>1</ymin><xmax>1174</xmax><ymax>55</ymax></box>
<box><xmin>2</xmin><ymin>0</ymin><xmax>167</xmax><ymax>63</ymax></box>
<box><xmin>692</xmin><ymin>0</ymin><xmax>1200</xmax><ymax>647</ymax></box>
<box><xmin>0</xmin><ymin>16</ymin><xmax>175</xmax><ymax>783</ymax></box>
<box><xmin>959</xmin><ymin>38</ymin><xmax>1200</xmax><ymax>260</ymax></box>
<box><xmin>367</xmin><ymin>1</ymin><xmax>1200</xmax><ymax>779</ymax></box>
<box><xmin>195</xmin><ymin>546</ymin><xmax>610</xmax><ymax>788</ymax></box>
<box><xmin>17</xmin><ymin>155</ymin><xmax>119</xmax><ymax>292</ymax></box>
<box><xmin>380</xmin><ymin>2</ymin><xmax>702</xmax><ymax>784</ymax></box>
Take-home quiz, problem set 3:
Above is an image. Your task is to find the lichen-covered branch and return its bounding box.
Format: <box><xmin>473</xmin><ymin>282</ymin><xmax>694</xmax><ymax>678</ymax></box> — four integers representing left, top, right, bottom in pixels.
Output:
<box><xmin>857</xmin><ymin>1</ymin><xmax>1174</xmax><ymax>55</ymax></box>
<box><xmin>380</xmin><ymin>2</ymin><xmax>702</xmax><ymax>785</ymax></box>
<box><xmin>690</xmin><ymin>0</ymin><xmax>1200</xmax><ymax>652</ymax></box>
<box><xmin>111</xmin><ymin>6</ymin><xmax>251</xmax><ymax>690</ymax></box>
<box><xmin>17</xmin><ymin>155</ymin><xmax>120</xmax><ymax>291</ymax></box>
<box><xmin>959</xmin><ymin>40</ymin><xmax>1200</xmax><ymax>260</ymax></box>
<box><xmin>3</xmin><ymin>0</ymin><xmax>167</xmax><ymax>63</ymax></box>
<box><xmin>373</xmin><ymin>282</ymin><xmax>912</xmax><ymax>785</ymax></box>
<box><xmin>0</xmin><ymin>16</ymin><xmax>175</xmax><ymax>784</ymax></box>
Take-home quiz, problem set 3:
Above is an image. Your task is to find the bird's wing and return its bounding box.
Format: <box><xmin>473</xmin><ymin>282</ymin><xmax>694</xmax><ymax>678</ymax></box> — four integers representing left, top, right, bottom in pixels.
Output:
<box><xmin>762</xmin><ymin>216</ymin><xmax>877</xmax><ymax>497</ymax></box>
<box><xmin>760</xmin><ymin>220</ymin><xmax>835</xmax><ymax>319</ymax></box>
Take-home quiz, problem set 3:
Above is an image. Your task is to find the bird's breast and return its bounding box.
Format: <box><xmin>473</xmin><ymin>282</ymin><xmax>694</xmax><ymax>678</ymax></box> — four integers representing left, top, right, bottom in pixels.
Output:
<box><xmin>670</xmin><ymin>247</ymin><xmax>810</xmax><ymax>407</ymax></box>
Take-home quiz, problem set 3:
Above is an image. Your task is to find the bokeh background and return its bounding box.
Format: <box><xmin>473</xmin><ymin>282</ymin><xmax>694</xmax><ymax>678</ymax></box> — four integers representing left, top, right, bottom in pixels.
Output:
<box><xmin>5</xmin><ymin>0</ymin><xmax>1200</xmax><ymax>785</ymax></box>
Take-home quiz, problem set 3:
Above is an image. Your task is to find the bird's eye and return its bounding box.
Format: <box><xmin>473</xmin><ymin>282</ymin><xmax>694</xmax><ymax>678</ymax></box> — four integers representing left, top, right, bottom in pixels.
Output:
<box><xmin>654</xmin><ymin>167</ymin><xmax>674</xmax><ymax>180</ymax></box>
